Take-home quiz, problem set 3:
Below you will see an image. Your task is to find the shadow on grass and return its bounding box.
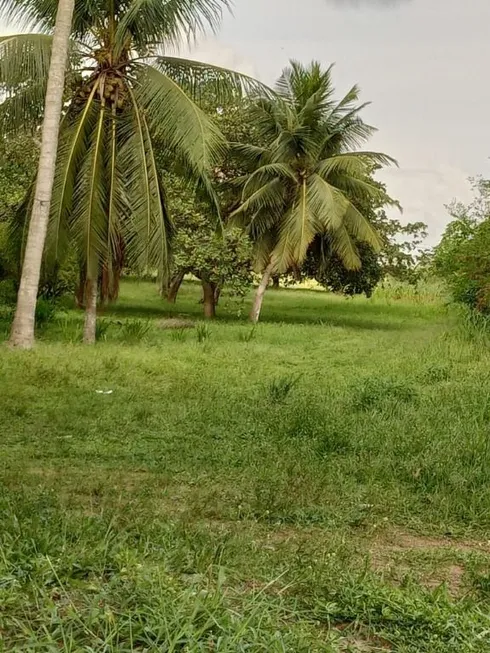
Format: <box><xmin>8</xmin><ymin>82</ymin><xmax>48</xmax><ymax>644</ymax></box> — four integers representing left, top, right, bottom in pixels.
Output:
<box><xmin>105</xmin><ymin>298</ymin><xmax>421</xmax><ymax>332</ymax></box>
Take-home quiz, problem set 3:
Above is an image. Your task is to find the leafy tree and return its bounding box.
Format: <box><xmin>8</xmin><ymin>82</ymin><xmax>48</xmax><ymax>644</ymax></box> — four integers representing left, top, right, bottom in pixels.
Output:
<box><xmin>373</xmin><ymin>211</ymin><xmax>428</xmax><ymax>283</ymax></box>
<box><xmin>163</xmin><ymin>175</ymin><xmax>252</xmax><ymax>319</ymax></box>
<box><xmin>1</xmin><ymin>0</ymin><xmax>262</xmax><ymax>342</ymax></box>
<box><xmin>433</xmin><ymin>177</ymin><xmax>490</xmax><ymax>311</ymax></box>
<box><xmin>231</xmin><ymin>61</ymin><xmax>396</xmax><ymax>322</ymax></box>
<box><xmin>0</xmin><ymin>134</ymin><xmax>39</xmax><ymax>223</ymax></box>
<box><xmin>302</xmin><ymin>236</ymin><xmax>383</xmax><ymax>296</ymax></box>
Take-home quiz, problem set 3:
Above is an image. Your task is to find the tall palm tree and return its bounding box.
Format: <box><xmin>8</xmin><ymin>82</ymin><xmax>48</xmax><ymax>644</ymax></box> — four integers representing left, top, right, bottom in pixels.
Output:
<box><xmin>0</xmin><ymin>0</ymin><xmax>263</xmax><ymax>343</ymax></box>
<box><xmin>4</xmin><ymin>0</ymin><xmax>75</xmax><ymax>348</ymax></box>
<box><xmin>231</xmin><ymin>61</ymin><xmax>397</xmax><ymax>323</ymax></box>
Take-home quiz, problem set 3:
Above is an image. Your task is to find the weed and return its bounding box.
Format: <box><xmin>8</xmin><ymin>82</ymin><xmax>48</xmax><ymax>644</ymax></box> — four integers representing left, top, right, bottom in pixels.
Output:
<box><xmin>171</xmin><ymin>328</ymin><xmax>188</xmax><ymax>342</ymax></box>
<box><xmin>239</xmin><ymin>326</ymin><xmax>256</xmax><ymax>343</ymax></box>
<box><xmin>119</xmin><ymin>318</ymin><xmax>151</xmax><ymax>343</ymax></box>
<box><xmin>268</xmin><ymin>374</ymin><xmax>302</xmax><ymax>403</ymax></box>
<box><xmin>95</xmin><ymin>319</ymin><xmax>111</xmax><ymax>342</ymax></box>
<box><xmin>196</xmin><ymin>323</ymin><xmax>211</xmax><ymax>343</ymax></box>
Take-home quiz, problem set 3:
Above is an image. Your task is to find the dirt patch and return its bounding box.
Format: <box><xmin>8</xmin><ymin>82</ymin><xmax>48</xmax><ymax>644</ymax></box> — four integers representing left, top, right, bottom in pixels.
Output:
<box><xmin>336</xmin><ymin>623</ymin><xmax>392</xmax><ymax>651</ymax></box>
<box><xmin>367</xmin><ymin>530</ymin><xmax>490</xmax><ymax>596</ymax></box>
<box><xmin>374</xmin><ymin>530</ymin><xmax>490</xmax><ymax>555</ymax></box>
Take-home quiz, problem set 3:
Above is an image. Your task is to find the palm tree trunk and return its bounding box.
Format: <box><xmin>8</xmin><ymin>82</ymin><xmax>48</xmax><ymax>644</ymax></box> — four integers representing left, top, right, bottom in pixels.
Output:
<box><xmin>202</xmin><ymin>280</ymin><xmax>216</xmax><ymax>319</ymax></box>
<box><xmin>250</xmin><ymin>261</ymin><xmax>274</xmax><ymax>324</ymax></box>
<box><xmin>9</xmin><ymin>0</ymin><xmax>75</xmax><ymax>349</ymax></box>
<box><xmin>83</xmin><ymin>279</ymin><xmax>98</xmax><ymax>344</ymax></box>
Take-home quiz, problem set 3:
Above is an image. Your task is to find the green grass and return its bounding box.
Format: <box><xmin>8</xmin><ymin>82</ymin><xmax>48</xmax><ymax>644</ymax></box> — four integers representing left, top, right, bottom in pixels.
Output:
<box><xmin>2</xmin><ymin>280</ymin><xmax>490</xmax><ymax>651</ymax></box>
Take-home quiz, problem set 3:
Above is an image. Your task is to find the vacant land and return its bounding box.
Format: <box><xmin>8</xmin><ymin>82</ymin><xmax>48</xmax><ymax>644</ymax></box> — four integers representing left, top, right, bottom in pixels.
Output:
<box><xmin>1</xmin><ymin>281</ymin><xmax>490</xmax><ymax>651</ymax></box>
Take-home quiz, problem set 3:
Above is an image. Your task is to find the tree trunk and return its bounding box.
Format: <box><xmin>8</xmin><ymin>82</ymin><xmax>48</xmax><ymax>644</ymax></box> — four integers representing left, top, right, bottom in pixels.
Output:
<box><xmin>214</xmin><ymin>285</ymin><xmax>222</xmax><ymax>307</ymax></box>
<box><xmin>83</xmin><ymin>279</ymin><xmax>98</xmax><ymax>344</ymax></box>
<box><xmin>250</xmin><ymin>261</ymin><xmax>274</xmax><ymax>324</ymax></box>
<box><xmin>9</xmin><ymin>0</ymin><xmax>76</xmax><ymax>349</ymax></box>
<box><xmin>166</xmin><ymin>270</ymin><xmax>185</xmax><ymax>303</ymax></box>
<box><xmin>272</xmin><ymin>275</ymin><xmax>280</xmax><ymax>290</ymax></box>
<box><xmin>202</xmin><ymin>280</ymin><xmax>216</xmax><ymax>319</ymax></box>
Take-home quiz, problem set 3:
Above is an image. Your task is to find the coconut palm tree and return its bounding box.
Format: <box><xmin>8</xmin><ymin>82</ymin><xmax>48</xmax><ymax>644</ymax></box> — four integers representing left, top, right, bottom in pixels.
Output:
<box><xmin>4</xmin><ymin>0</ymin><xmax>75</xmax><ymax>348</ymax></box>
<box><xmin>231</xmin><ymin>61</ymin><xmax>397</xmax><ymax>323</ymax></box>
<box><xmin>0</xmin><ymin>0</ymin><xmax>263</xmax><ymax>343</ymax></box>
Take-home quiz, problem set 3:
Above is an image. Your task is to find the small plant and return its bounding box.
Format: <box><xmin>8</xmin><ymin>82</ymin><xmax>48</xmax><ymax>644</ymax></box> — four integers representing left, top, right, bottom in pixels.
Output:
<box><xmin>120</xmin><ymin>319</ymin><xmax>151</xmax><ymax>343</ymax></box>
<box><xmin>35</xmin><ymin>298</ymin><xmax>57</xmax><ymax>327</ymax></box>
<box><xmin>171</xmin><ymin>328</ymin><xmax>188</xmax><ymax>342</ymax></box>
<box><xmin>95</xmin><ymin>319</ymin><xmax>111</xmax><ymax>342</ymax></box>
<box><xmin>239</xmin><ymin>326</ymin><xmax>256</xmax><ymax>343</ymax></box>
<box><xmin>196</xmin><ymin>323</ymin><xmax>211</xmax><ymax>343</ymax></box>
<box><xmin>268</xmin><ymin>374</ymin><xmax>302</xmax><ymax>404</ymax></box>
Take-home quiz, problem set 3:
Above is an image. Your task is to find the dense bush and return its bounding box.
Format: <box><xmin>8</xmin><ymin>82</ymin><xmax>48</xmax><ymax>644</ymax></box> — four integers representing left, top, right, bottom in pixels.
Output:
<box><xmin>433</xmin><ymin>177</ymin><xmax>490</xmax><ymax>312</ymax></box>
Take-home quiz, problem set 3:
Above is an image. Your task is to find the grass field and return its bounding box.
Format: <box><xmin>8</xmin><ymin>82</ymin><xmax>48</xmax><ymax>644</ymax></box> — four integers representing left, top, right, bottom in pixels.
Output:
<box><xmin>2</xmin><ymin>280</ymin><xmax>490</xmax><ymax>651</ymax></box>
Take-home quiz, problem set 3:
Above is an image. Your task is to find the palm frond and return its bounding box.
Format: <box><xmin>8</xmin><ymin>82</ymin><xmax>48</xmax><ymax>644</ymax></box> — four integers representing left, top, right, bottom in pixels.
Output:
<box><xmin>0</xmin><ymin>33</ymin><xmax>52</xmax><ymax>134</ymax></box>
<box><xmin>154</xmin><ymin>56</ymin><xmax>271</xmax><ymax>104</ymax></box>
<box><xmin>272</xmin><ymin>178</ymin><xmax>315</xmax><ymax>271</ymax></box>
<box><xmin>307</xmin><ymin>174</ymin><xmax>347</xmax><ymax>233</ymax></box>
<box><xmin>316</xmin><ymin>152</ymin><xmax>397</xmax><ymax>179</ymax></box>
<box><xmin>132</xmin><ymin>62</ymin><xmax>225</xmax><ymax>176</ymax></box>
<box><xmin>329</xmin><ymin>224</ymin><xmax>361</xmax><ymax>270</ymax></box>
<box><xmin>231</xmin><ymin>178</ymin><xmax>286</xmax><ymax>222</ymax></box>
<box><xmin>343</xmin><ymin>201</ymin><xmax>383</xmax><ymax>251</ymax></box>
<box><xmin>46</xmin><ymin>80</ymin><xmax>100</xmax><ymax>264</ymax></box>
<box><xmin>119</xmin><ymin>88</ymin><xmax>171</xmax><ymax>276</ymax></box>
<box><xmin>70</xmin><ymin>101</ymin><xmax>108</xmax><ymax>279</ymax></box>
<box><xmin>115</xmin><ymin>0</ymin><xmax>229</xmax><ymax>52</ymax></box>
<box><xmin>241</xmin><ymin>163</ymin><xmax>296</xmax><ymax>198</ymax></box>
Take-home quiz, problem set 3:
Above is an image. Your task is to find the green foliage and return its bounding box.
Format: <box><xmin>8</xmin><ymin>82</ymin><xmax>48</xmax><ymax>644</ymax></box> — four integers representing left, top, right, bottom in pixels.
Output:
<box><xmin>0</xmin><ymin>277</ymin><xmax>16</xmax><ymax>304</ymax></box>
<box><xmin>373</xmin><ymin>211</ymin><xmax>429</xmax><ymax>283</ymax></box>
<box><xmin>232</xmin><ymin>61</ymin><xmax>396</xmax><ymax>275</ymax></box>
<box><xmin>0</xmin><ymin>0</ymin><xmax>266</xmax><ymax>298</ymax></box>
<box><xmin>434</xmin><ymin>177</ymin><xmax>490</xmax><ymax>312</ymax></box>
<box><xmin>166</xmin><ymin>174</ymin><xmax>253</xmax><ymax>302</ymax></box>
<box><xmin>34</xmin><ymin>297</ymin><xmax>56</xmax><ymax>327</ymax></box>
<box><xmin>119</xmin><ymin>318</ymin><xmax>151</xmax><ymax>343</ymax></box>
<box><xmin>95</xmin><ymin>318</ymin><xmax>111</xmax><ymax>342</ymax></box>
<box><xmin>304</xmin><ymin>237</ymin><xmax>383</xmax><ymax>297</ymax></box>
<box><xmin>238</xmin><ymin>326</ymin><xmax>256</xmax><ymax>342</ymax></box>
<box><xmin>195</xmin><ymin>322</ymin><xmax>211</xmax><ymax>343</ymax></box>
<box><xmin>0</xmin><ymin>133</ymin><xmax>38</xmax><ymax>222</ymax></box>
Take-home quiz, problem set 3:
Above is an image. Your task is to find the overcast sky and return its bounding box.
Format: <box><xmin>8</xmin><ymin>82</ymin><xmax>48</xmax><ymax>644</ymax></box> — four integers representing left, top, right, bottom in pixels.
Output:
<box><xmin>2</xmin><ymin>0</ymin><xmax>489</xmax><ymax>243</ymax></box>
<box><xmin>186</xmin><ymin>0</ymin><xmax>490</xmax><ymax>243</ymax></box>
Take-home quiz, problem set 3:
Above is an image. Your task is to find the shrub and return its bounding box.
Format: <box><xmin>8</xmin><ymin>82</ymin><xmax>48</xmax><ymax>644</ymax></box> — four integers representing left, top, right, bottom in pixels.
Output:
<box><xmin>35</xmin><ymin>298</ymin><xmax>57</xmax><ymax>327</ymax></box>
<box><xmin>119</xmin><ymin>319</ymin><xmax>151</xmax><ymax>343</ymax></box>
<box><xmin>433</xmin><ymin>177</ymin><xmax>490</xmax><ymax>313</ymax></box>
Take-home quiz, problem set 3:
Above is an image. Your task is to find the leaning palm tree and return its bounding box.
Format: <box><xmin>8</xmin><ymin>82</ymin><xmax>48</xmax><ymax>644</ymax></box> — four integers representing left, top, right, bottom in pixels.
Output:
<box><xmin>0</xmin><ymin>0</ymin><xmax>263</xmax><ymax>343</ymax></box>
<box><xmin>232</xmin><ymin>61</ymin><xmax>397</xmax><ymax>323</ymax></box>
<box><xmin>4</xmin><ymin>0</ymin><xmax>75</xmax><ymax>348</ymax></box>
